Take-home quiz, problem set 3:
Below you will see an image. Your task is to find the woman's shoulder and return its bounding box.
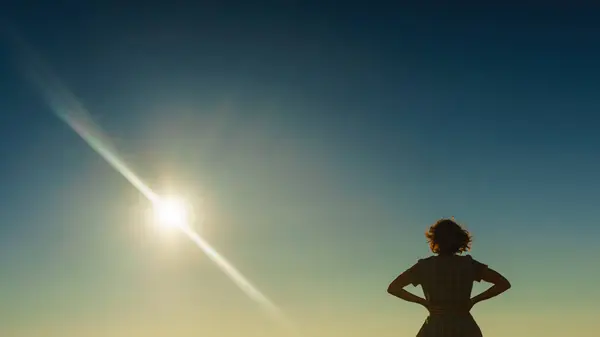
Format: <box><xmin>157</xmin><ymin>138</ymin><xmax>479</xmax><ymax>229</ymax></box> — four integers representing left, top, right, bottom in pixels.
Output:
<box><xmin>415</xmin><ymin>254</ymin><xmax>480</xmax><ymax>266</ymax></box>
<box><xmin>416</xmin><ymin>255</ymin><xmax>436</xmax><ymax>264</ymax></box>
<box><xmin>462</xmin><ymin>254</ymin><xmax>484</xmax><ymax>262</ymax></box>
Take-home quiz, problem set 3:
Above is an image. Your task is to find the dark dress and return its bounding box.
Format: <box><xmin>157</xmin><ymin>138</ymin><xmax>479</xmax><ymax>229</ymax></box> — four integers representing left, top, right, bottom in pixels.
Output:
<box><xmin>407</xmin><ymin>255</ymin><xmax>488</xmax><ymax>337</ymax></box>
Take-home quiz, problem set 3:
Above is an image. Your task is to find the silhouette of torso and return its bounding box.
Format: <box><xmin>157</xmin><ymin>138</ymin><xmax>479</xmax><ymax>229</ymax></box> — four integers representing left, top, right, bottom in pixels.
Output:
<box><xmin>409</xmin><ymin>255</ymin><xmax>487</xmax><ymax>337</ymax></box>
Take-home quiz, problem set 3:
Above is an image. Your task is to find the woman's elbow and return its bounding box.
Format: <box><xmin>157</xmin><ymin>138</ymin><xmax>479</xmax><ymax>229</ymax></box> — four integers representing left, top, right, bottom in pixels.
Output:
<box><xmin>387</xmin><ymin>284</ymin><xmax>402</xmax><ymax>296</ymax></box>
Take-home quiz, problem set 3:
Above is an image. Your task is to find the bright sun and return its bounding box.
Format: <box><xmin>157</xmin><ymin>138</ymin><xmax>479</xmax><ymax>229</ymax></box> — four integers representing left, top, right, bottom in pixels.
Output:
<box><xmin>153</xmin><ymin>195</ymin><xmax>189</xmax><ymax>229</ymax></box>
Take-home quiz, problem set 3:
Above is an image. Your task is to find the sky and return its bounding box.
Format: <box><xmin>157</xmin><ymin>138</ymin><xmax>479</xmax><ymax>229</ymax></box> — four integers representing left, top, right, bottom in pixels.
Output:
<box><xmin>1</xmin><ymin>3</ymin><xmax>600</xmax><ymax>337</ymax></box>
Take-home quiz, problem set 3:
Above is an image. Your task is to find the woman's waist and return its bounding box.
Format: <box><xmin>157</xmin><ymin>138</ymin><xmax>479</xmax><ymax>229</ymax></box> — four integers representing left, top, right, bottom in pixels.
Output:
<box><xmin>428</xmin><ymin>310</ymin><xmax>472</xmax><ymax>317</ymax></box>
<box><xmin>427</xmin><ymin>302</ymin><xmax>472</xmax><ymax>316</ymax></box>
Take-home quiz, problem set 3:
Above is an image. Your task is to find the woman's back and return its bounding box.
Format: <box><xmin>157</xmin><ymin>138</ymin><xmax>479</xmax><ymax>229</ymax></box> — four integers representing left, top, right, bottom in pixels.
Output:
<box><xmin>415</xmin><ymin>255</ymin><xmax>487</xmax><ymax>308</ymax></box>
<box><xmin>410</xmin><ymin>255</ymin><xmax>487</xmax><ymax>337</ymax></box>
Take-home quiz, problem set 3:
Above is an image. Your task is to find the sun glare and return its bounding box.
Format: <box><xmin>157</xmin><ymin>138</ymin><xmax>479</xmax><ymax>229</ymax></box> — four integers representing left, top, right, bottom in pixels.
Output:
<box><xmin>153</xmin><ymin>195</ymin><xmax>189</xmax><ymax>229</ymax></box>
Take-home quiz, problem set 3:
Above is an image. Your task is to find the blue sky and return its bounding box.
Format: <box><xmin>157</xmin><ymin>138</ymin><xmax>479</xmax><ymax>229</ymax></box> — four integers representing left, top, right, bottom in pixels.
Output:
<box><xmin>1</xmin><ymin>3</ymin><xmax>599</xmax><ymax>337</ymax></box>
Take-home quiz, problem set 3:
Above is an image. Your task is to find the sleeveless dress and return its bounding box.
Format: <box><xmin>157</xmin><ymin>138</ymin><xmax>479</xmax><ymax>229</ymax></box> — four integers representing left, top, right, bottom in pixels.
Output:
<box><xmin>406</xmin><ymin>255</ymin><xmax>488</xmax><ymax>337</ymax></box>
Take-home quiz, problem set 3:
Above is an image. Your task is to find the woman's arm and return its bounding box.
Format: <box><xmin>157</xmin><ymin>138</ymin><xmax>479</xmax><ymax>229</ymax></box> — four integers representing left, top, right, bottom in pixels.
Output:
<box><xmin>387</xmin><ymin>269</ymin><xmax>428</xmax><ymax>308</ymax></box>
<box><xmin>470</xmin><ymin>267</ymin><xmax>511</xmax><ymax>307</ymax></box>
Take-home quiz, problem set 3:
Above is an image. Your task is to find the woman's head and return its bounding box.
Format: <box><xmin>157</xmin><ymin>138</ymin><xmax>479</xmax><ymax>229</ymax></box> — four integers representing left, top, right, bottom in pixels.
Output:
<box><xmin>425</xmin><ymin>218</ymin><xmax>472</xmax><ymax>255</ymax></box>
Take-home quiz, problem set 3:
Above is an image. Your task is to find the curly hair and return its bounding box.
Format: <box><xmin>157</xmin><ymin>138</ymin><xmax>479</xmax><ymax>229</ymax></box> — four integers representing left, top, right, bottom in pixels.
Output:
<box><xmin>425</xmin><ymin>218</ymin><xmax>472</xmax><ymax>255</ymax></box>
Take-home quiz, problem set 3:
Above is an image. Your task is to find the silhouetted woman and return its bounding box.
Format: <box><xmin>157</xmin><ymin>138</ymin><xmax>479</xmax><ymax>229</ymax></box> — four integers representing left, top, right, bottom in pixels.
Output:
<box><xmin>387</xmin><ymin>218</ymin><xmax>511</xmax><ymax>337</ymax></box>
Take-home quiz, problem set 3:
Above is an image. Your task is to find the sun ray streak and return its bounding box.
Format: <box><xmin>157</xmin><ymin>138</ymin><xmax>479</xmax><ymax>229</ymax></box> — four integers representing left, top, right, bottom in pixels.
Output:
<box><xmin>179</xmin><ymin>225</ymin><xmax>293</xmax><ymax>325</ymax></box>
<box><xmin>6</xmin><ymin>32</ymin><xmax>300</xmax><ymax>336</ymax></box>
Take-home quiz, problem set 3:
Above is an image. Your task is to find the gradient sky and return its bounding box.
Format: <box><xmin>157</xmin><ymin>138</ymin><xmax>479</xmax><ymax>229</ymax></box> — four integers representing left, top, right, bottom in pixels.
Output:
<box><xmin>1</xmin><ymin>3</ymin><xmax>599</xmax><ymax>337</ymax></box>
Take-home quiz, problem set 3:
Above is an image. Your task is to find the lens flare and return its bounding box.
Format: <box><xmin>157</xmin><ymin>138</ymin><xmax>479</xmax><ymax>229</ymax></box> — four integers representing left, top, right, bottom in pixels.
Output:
<box><xmin>153</xmin><ymin>195</ymin><xmax>189</xmax><ymax>229</ymax></box>
<box><xmin>5</xmin><ymin>31</ymin><xmax>301</xmax><ymax>336</ymax></box>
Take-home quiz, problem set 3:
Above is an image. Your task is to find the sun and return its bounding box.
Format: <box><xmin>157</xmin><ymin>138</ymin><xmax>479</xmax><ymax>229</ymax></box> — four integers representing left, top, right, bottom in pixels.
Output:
<box><xmin>153</xmin><ymin>195</ymin><xmax>190</xmax><ymax>229</ymax></box>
